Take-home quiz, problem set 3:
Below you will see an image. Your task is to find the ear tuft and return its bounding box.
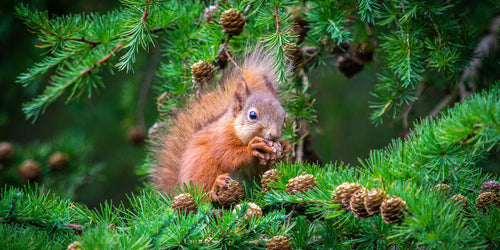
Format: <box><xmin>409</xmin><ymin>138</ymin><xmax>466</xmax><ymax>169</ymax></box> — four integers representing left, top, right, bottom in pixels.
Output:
<box><xmin>263</xmin><ymin>76</ymin><xmax>276</xmax><ymax>96</ymax></box>
<box><xmin>233</xmin><ymin>77</ymin><xmax>250</xmax><ymax>114</ymax></box>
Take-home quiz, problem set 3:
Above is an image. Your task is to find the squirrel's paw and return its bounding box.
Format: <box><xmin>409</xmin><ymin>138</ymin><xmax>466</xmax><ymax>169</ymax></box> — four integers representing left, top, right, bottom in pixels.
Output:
<box><xmin>249</xmin><ymin>137</ymin><xmax>283</xmax><ymax>166</ymax></box>
<box><xmin>210</xmin><ymin>173</ymin><xmax>231</xmax><ymax>201</ymax></box>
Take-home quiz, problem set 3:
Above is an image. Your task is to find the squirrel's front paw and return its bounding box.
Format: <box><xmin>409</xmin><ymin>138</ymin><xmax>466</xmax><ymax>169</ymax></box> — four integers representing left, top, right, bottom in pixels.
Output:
<box><xmin>210</xmin><ymin>173</ymin><xmax>231</xmax><ymax>201</ymax></box>
<box><xmin>249</xmin><ymin>137</ymin><xmax>283</xmax><ymax>166</ymax></box>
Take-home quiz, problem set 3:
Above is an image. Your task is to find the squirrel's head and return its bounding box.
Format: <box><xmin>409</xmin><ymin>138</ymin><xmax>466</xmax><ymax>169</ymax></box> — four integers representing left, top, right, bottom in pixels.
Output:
<box><xmin>231</xmin><ymin>77</ymin><xmax>285</xmax><ymax>145</ymax></box>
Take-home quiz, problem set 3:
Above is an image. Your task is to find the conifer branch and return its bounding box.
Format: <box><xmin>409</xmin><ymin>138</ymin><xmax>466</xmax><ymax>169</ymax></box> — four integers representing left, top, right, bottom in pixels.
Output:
<box><xmin>80</xmin><ymin>42</ymin><xmax>126</xmax><ymax>76</ymax></box>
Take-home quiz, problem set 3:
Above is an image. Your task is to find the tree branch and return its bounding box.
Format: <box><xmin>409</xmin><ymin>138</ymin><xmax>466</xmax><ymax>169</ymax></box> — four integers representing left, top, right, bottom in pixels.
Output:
<box><xmin>80</xmin><ymin>42</ymin><xmax>125</xmax><ymax>75</ymax></box>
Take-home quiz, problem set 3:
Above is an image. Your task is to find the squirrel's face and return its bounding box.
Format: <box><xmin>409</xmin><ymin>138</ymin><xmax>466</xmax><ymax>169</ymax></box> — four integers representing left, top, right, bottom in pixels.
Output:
<box><xmin>233</xmin><ymin>90</ymin><xmax>285</xmax><ymax>145</ymax></box>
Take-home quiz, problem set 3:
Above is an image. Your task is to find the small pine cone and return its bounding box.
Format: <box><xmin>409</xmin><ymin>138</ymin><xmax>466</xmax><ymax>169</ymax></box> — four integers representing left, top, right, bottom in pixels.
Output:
<box><xmin>261</xmin><ymin>169</ymin><xmax>280</xmax><ymax>193</ymax></box>
<box><xmin>49</xmin><ymin>151</ymin><xmax>68</xmax><ymax>171</ymax></box>
<box><xmin>220</xmin><ymin>9</ymin><xmax>247</xmax><ymax>35</ymax></box>
<box><xmin>203</xmin><ymin>5</ymin><xmax>218</xmax><ymax>24</ymax></box>
<box><xmin>286</xmin><ymin>43</ymin><xmax>304</xmax><ymax>68</ymax></box>
<box><xmin>266</xmin><ymin>236</ymin><xmax>292</xmax><ymax>250</ymax></box>
<box><xmin>285</xmin><ymin>174</ymin><xmax>316</xmax><ymax>195</ymax></box>
<box><xmin>127</xmin><ymin>126</ymin><xmax>146</xmax><ymax>146</ymax></box>
<box><xmin>451</xmin><ymin>194</ymin><xmax>468</xmax><ymax>209</ymax></box>
<box><xmin>433</xmin><ymin>183</ymin><xmax>452</xmax><ymax>194</ymax></box>
<box><xmin>364</xmin><ymin>189</ymin><xmax>387</xmax><ymax>215</ymax></box>
<box><xmin>350</xmin><ymin>187</ymin><xmax>372</xmax><ymax>218</ymax></box>
<box><xmin>332</xmin><ymin>182</ymin><xmax>362</xmax><ymax>210</ymax></box>
<box><xmin>171</xmin><ymin>193</ymin><xmax>198</xmax><ymax>214</ymax></box>
<box><xmin>66</xmin><ymin>241</ymin><xmax>83</xmax><ymax>250</ymax></box>
<box><xmin>380</xmin><ymin>196</ymin><xmax>408</xmax><ymax>224</ymax></box>
<box><xmin>337</xmin><ymin>55</ymin><xmax>364</xmax><ymax>78</ymax></box>
<box><xmin>481</xmin><ymin>180</ymin><xmax>500</xmax><ymax>193</ymax></box>
<box><xmin>191</xmin><ymin>60</ymin><xmax>216</xmax><ymax>85</ymax></box>
<box><xmin>216</xmin><ymin>178</ymin><xmax>245</xmax><ymax>207</ymax></box>
<box><xmin>18</xmin><ymin>159</ymin><xmax>42</xmax><ymax>182</ymax></box>
<box><xmin>353</xmin><ymin>42</ymin><xmax>374</xmax><ymax>62</ymax></box>
<box><xmin>265</xmin><ymin>141</ymin><xmax>284</xmax><ymax>167</ymax></box>
<box><xmin>0</xmin><ymin>142</ymin><xmax>14</xmax><ymax>162</ymax></box>
<box><xmin>216</xmin><ymin>49</ymin><xmax>230</xmax><ymax>69</ymax></box>
<box><xmin>234</xmin><ymin>202</ymin><xmax>263</xmax><ymax>220</ymax></box>
<box><xmin>476</xmin><ymin>192</ymin><xmax>500</xmax><ymax>212</ymax></box>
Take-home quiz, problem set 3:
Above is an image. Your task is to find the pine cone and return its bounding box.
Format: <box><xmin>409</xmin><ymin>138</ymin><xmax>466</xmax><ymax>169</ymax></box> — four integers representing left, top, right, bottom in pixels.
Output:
<box><xmin>203</xmin><ymin>5</ymin><xmax>218</xmax><ymax>24</ymax></box>
<box><xmin>0</xmin><ymin>142</ymin><xmax>14</xmax><ymax>162</ymax></box>
<box><xmin>49</xmin><ymin>151</ymin><xmax>68</xmax><ymax>171</ymax></box>
<box><xmin>171</xmin><ymin>193</ymin><xmax>198</xmax><ymax>214</ymax></box>
<box><xmin>234</xmin><ymin>202</ymin><xmax>263</xmax><ymax>220</ymax></box>
<box><xmin>285</xmin><ymin>174</ymin><xmax>316</xmax><ymax>194</ymax></box>
<box><xmin>332</xmin><ymin>182</ymin><xmax>362</xmax><ymax>210</ymax></box>
<box><xmin>337</xmin><ymin>55</ymin><xmax>364</xmax><ymax>78</ymax></box>
<box><xmin>380</xmin><ymin>196</ymin><xmax>408</xmax><ymax>224</ymax></box>
<box><xmin>261</xmin><ymin>169</ymin><xmax>280</xmax><ymax>193</ymax></box>
<box><xmin>451</xmin><ymin>194</ymin><xmax>468</xmax><ymax>209</ymax></box>
<box><xmin>476</xmin><ymin>192</ymin><xmax>500</xmax><ymax>212</ymax></box>
<box><xmin>433</xmin><ymin>183</ymin><xmax>452</xmax><ymax>194</ymax></box>
<box><xmin>66</xmin><ymin>241</ymin><xmax>83</xmax><ymax>250</ymax></box>
<box><xmin>364</xmin><ymin>189</ymin><xmax>387</xmax><ymax>215</ymax></box>
<box><xmin>191</xmin><ymin>60</ymin><xmax>216</xmax><ymax>85</ymax></box>
<box><xmin>481</xmin><ymin>180</ymin><xmax>500</xmax><ymax>193</ymax></box>
<box><xmin>353</xmin><ymin>42</ymin><xmax>374</xmax><ymax>62</ymax></box>
<box><xmin>266</xmin><ymin>236</ymin><xmax>292</xmax><ymax>250</ymax></box>
<box><xmin>216</xmin><ymin>178</ymin><xmax>245</xmax><ymax>207</ymax></box>
<box><xmin>127</xmin><ymin>126</ymin><xmax>146</xmax><ymax>146</ymax></box>
<box><xmin>350</xmin><ymin>187</ymin><xmax>372</xmax><ymax>218</ymax></box>
<box><xmin>329</xmin><ymin>42</ymin><xmax>350</xmax><ymax>54</ymax></box>
<box><xmin>18</xmin><ymin>159</ymin><xmax>42</xmax><ymax>182</ymax></box>
<box><xmin>220</xmin><ymin>9</ymin><xmax>247</xmax><ymax>35</ymax></box>
<box><xmin>216</xmin><ymin>48</ymin><xmax>230</xmax><ymax>69</ymax></box>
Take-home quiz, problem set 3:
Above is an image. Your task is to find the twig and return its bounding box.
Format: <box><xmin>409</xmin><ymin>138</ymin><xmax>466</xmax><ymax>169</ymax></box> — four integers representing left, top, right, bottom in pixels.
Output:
<box><xmin>69</xmin><ymin>37</ymin><xmax>101</xmax><ymax>47</ymax></box>
<box><xmin>429</xmin><ymin>89</ymin><xmax>458</xmax><ymax>117</ymax></box>
<box><xmin>273</xmin><ymin>6</ymin><xmax>281</xmax><ymax>33</ymax></box>
<box><xmin>141</xmin><ymin>0</ymin><xmax>152</xmax><ymax>22</ymax></box>
<box><xmin>80</xmin><ymin>42</ymin><xmax>125</xmax><ymax>75</ymax></box>
<box><xmin>225</xmin><ymin>48</ymin><xmax>241</xmax><ymax>71</ymax></box>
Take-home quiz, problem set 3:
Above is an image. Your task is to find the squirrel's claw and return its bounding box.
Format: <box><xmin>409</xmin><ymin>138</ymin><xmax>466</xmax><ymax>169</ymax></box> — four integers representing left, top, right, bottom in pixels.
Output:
<box><xmin>249</xmin><ymin>137</ymin><xmax>284</xmax><ymax>166</ymax></box>
<box><xmin>210</xmin><ymin>173</ymin><xmax>231</xmax><ymax>201</ymax></box>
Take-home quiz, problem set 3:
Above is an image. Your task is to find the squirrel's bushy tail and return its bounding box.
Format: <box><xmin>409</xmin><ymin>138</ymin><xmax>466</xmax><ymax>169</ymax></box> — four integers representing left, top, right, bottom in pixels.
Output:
<box><xmin>150</xmin><ymin>49</ymin><xmax>287</xmax><ymax>193</ymax></box>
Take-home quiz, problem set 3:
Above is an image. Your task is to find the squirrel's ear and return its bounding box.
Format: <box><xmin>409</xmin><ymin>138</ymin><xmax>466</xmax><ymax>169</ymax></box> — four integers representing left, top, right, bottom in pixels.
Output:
<box><xmin>263</xmin><ymin>76</ymin><xmax>276</xmax><ymax>96</ymax></box>
<box><xmin>233</xmin><ymin>77</ymin><xmax>250</xmax><ymax>114</ymax></box>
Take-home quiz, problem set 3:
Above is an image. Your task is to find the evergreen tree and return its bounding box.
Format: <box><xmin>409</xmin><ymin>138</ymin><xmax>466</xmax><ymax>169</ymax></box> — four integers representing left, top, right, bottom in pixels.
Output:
<box><xmin>2</xmin><ymin>0</ymin><xmax>500</xmax><ymax>248</ymax></box>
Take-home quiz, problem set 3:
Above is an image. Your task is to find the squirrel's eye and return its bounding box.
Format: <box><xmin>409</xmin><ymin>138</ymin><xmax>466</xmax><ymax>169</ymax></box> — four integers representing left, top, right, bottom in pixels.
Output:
<box><xmin>249</xmin><ymin>111</ymin><xmax>258</xmax><ymax>120</ymax></box>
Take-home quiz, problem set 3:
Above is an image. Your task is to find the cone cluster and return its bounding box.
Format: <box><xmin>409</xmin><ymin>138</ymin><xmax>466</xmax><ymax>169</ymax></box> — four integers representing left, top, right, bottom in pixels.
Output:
<box><xmin>332</xmin><ymin>182</ymin><xmax>408</xmax><ymax>224</ymax></box>
<box><xmin>285</xmin><ymin>174</ymin><xmax>316</xmax><ymax>194</ymax></box>
<box><xmin>266</xmin><ymin>235</ymin><xmax>292</xmax><ymax>250</ymax></box>
<box><xmin>191</xmin><ymin>60</ymin><xmax>216</xmax><ymax>85</ymax></box>
<box><xmin>220</xmin><ymin>9</ymin><xmax>247</xmax><ymax>35</ymax></box>
<box><xmin>171</xmin><ymin>193</ymin><xmax>198</xmax><ymax>214</ymax></box>
<box><xmin>476</xmin><ymin>180</ymin><xmax>500</xmax><ymax>212</ymax></box>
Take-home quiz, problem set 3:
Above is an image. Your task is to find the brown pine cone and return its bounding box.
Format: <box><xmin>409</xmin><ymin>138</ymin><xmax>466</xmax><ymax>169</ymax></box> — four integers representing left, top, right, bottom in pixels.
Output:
<box><xmin>332</xmin><ymin>182</ymin><xmax>362</xmax><ymax>210</ymax></box>
<box><xmin>350</xmin><ymin>187</ymin><xmax>372</xmax><ymax>218</ymax></box>
<box><xmin>18</xmin><ymin>159</ymin><xmax>42</xmax><ymax>182</ymax></box>
<box><xmin>380</xmin><ymin>196</ymin><xmax>408</xmax><ymax>224</ymax></box>
<box><xmin>0</xmin><ymin>142</ymin><xmax>14</xmax><ymax>162</ymax></box>
<box><xmin>171</xmin><ymin>193</ymin><xmax>198</xmax><ymax>214</ymax></box>
<box><xmin>337</xmin><ymin>55</ymin><xmax>364</xmax><ymax>78</ymax></box>
<box><xmin>353</xmin><ymin>42</ymin><xmax>374</xmax><ymax>62</ymax></box>
<box><xmin>481</xmin><ymin>180</ymin><xmax>500</xmax><ymax>193</ymax></box>
<box><xmin>215</xmin><ymin>178</ymin><xmax>245</xmax><ymax>207</ymax></box>
<box><xmin>433</xmin><ymin>183</ymin><xmax>452</xmax><ymax>194</ymax></box>
<box><xmin>49</xmin><ymin>151</ymin><xmax>69</xmax><ymax>171</ymax></box>
<box><xmin>476</xmin><ymin>192</ymin><xmax>500</xmax><ymax>212</ymax></box>
<box><xmin>451</xmin><ymin>194</ymin><xmax>468</xmax><ymax>210</ymax></box>
<box><xmin>66</xmin><ymin>241</ymin><xmax>83</xmax><ymax>250</ymax></box>
<box><xmin>191</xmin><ymin>60</ymin><xmax>216</xmax><ymax>85</ymax></box>
<box><xmin>364</xmin><ymin>189</ymin><xmax>387</xmax><ymax>215</ymax></box>
<box><xmin>266</xmin><ymin>236</ymin><xmax>292</xmax><ymax>250</ymax></box>
<box><xmin>285</xmin><ymin>174</ymin><xmax>316</xmax><ymax>194</ymax></box>
<box><xmin>220</xmin><ymin>9</ymin><xmax>247</xmax><ymax>36</ymax></box>
<box><xmin>234</xmin><ymin>202</ymin><xmax>263</xmax><ymax>220</ymax></box>
<box><xmin>261</xmin><ymin>169</ymin><xmax>280</xmax><ymax>193</ymax></box>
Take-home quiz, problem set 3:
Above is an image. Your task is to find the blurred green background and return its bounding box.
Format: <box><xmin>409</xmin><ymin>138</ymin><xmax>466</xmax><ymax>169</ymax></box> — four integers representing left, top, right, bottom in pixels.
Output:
<box><xmin>1</xmin><ymin>0</ymin><xmax>498</xmax><ymax>208</ymax></box>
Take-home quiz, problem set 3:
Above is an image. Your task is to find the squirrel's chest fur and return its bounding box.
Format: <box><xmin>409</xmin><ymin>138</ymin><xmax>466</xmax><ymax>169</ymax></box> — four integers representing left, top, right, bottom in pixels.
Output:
<box><xmin>178</xmin><ymin>116</ymin><xmax>258</xmax><ymax>189</ymax></box>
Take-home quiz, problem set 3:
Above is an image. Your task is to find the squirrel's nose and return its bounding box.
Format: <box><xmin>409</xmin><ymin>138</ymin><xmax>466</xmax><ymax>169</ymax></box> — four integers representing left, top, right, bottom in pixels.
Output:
<box><xmin>267</xmin><ymin>129</ymin><xmax>281</xmax><ymax>141</ymax></box>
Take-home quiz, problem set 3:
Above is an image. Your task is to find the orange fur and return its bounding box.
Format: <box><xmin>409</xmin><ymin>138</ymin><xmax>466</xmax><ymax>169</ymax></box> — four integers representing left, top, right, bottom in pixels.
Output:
<box><xmin>151</xmin><ymin>50</ymin><xmax>287</xmax><ymax>194</ymax></box>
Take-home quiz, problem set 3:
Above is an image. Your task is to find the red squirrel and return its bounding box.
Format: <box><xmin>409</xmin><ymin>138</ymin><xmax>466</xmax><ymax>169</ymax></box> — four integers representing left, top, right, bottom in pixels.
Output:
<box><xmin>151</xmin><ymin>51</ymin><xmax>288</xmax><ymax>199</ymax></box>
